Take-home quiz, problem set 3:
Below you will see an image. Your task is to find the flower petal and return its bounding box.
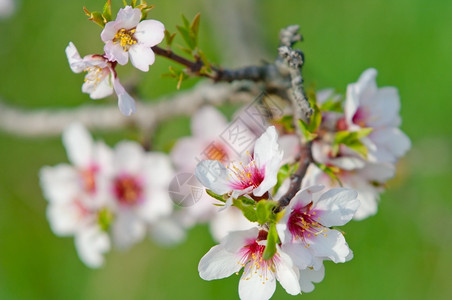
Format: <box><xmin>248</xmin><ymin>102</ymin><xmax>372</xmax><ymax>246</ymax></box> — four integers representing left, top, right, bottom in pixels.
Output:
<box><xmin>239</xmin><ymin>267</ymin><xmax>276</xmax><ymax>300</ymax></box>
<box><xmin>113</xmin><ymin>78</ymin><xmax>136</xmax><ymax>116</ymax></box>
<box><xmin>114</xmin><ymin>6</ymin><xmax>141</xmax><ymax>29</ymax></box>
<box><xmin>195</xmin><ymin>160</ymin><xmax>231</xmax><ymax>195</ymax></box>
<box><xmin>307</xmin><ymin>228</ymin><xmax>351</xmax><ymax>263</ymax></box>
<box><xmin>198</xmin><ymin>244</ymin><xmax>242</xmax><ymax>280</ymax></box>
<box><xmin>62</xmin><ymin>123</ymin><xmax>93</xmax><ymax>167</ymax></box>
<box><xmin>313</xmin><ymin>188</ymin><xmax>359</xmax><ymax>227</ymax></box>
<box><xmin>299</xmin><ymin>264</ymin><xmax>325</xmax><ymax>293</ymax></box>
<box><xmin>129</xmin><ymin>44</ymin><xmax>155</xmax><ymax>71</ymax></box>
<box><xmin>135</xmin><ymin>19</ymin><xmax>165</xmax><ymax>47</ymax></box>
<box><xmin>75</xmin><ymin>225</ymin><xmax>110</xmax><ymax>268</ymax></box>
<box><xmin>65</xmin><ymin>42</ymin><xmax>84</xmax><ymax>73</ymax></box>
<box><xmin>104</xmin><ymin>41</ymin><xmax>129</xmax><ymax>65</ymax></box>
<box><xmin>276</xmin><ymin>249</ymin><xmax>301</xmax><ymax>295</ymax></box>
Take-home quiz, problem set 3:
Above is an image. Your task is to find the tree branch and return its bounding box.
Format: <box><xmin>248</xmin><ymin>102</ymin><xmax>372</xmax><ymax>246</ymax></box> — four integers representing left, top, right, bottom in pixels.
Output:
<box><xmin>0</xmin><ymin>81</ymin><xmax>258</xmax><ymax>137</ymax></box>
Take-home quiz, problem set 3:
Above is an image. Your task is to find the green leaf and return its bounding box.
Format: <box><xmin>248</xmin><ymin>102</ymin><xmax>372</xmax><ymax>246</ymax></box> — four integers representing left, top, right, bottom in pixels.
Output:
<box><xmin>308</xmin><ymin>104</ymin><xmax>322</xmax><ymax>132</ymax></box>
<box><xmin>263</xmin><ymin>223</ymin><xmax>279</xmax><ymax>260</ymax></box>
<box><xmin>298</xmin><ymin>119</ymin><xmax>318</xmax><ymax>142</ymax></box>
<box><xmin>131</xmin><ymin>0</ymin><xmax>137</xmax><ymax>8</ymax></box>
<box><xmin>320</xmin><ymin>98</ymin><xmax>343</xmax><ymax>112</ymax></box>
<box><xmin>102</xmin><ymin>0</ymin><xmax>112</xmax><ymax>22</ymax></box>
<box><xmin>333</xmin><ymin>128</ymin><xmax>372</xmax><ymax>158</ymax></box>
<box><xmin>181</xmin><ymin>14</ymin><xmax>190</xmax><ymax>28</ymax></box>
<box><xmin>316</xmin><ymin>163</ymin><xmax>342</xmax><ymax>186</ymax></box>
<box><xmin>176</xmin><ymin>25</ymin><xmax>195</xmax><ymax>50</ymax></box>
<box><xmin>233</xmin><ymin>198</ymin><xmax>257</xmax><ymax>222</ymax></box>
<box><xmin>256</xmin><ymin>200</ymin><xmax>278</xmax><ymax>225</ymax></box>
<box><xmin>98</xmin><ymin>208</ymin><xmax>114</xmax><ymax>232</ymax></box>
<box><xmin>164</xmin><ymin>30</ymin><xmax>176</xmax><ymax>47</ymax></box>
<box><xmin>205</xmin><ymin>189</ymin><xmax>226</xmax><ymax>203</ymax></box>
<box><xmin>190</xmin><ymin>13</ymin><xmax>201</xmax><ymax>36</ymax></box>
<box><xmin>83</xmin><ymin>8</ymin><xmax>106</xmax><ymax>28</ymax></box>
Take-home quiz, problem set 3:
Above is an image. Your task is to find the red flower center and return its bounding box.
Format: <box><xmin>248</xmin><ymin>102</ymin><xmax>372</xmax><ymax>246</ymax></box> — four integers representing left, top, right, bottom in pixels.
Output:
<box><xmin>113</xmin><ymin>174</ymin><xmax>143</xmax><ymax>206</ymax></box>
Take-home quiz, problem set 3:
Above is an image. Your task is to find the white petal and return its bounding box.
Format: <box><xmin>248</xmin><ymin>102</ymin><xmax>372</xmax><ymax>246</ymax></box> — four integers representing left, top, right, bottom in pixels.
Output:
<box><xmin>112</xmin><ymin>210</ymin><xmax>146</xmax><ymax>249</ymax></box>
<box><xmin>289</xmin><ymin>185</ymin><xmax>325</xmax><ymax>210</ymax></box>
<box><xmin>83</xmin><ymin>72</ymin><xmax>113</xmax><ymax>99</ymax></box>
<box><xmin>150</xmin><ymin>216</ymin><xmax>186</xmax><ymax>246</ymax></box>
<box><xmin>104</xmin><ymin>41</ymin><xmax>129</xmax><ymax>65</ymax></box>
<box><xmin>313</xmin><ymin>188</ymin><xmax>359</xmax><ymax>227</ymax></box>
<box><xmin>192</xmin><ymin>106</ymin><xmax>228</xmax><ymax>139</ymax></box>
<box><xmin>253</xmin><ymin>126</ymin><xmax>281</xmax><ymax>167</ymax></box>
<box><xmin>129</xmin><ymin>44</ymin><xmax>155</xmax><ymax>71</ymax></box>
<box><xmin>113</xmin><ymin>78</ymin><xmax>136</xmax><ymax>116</ymax></box>
<box><xmin>135</xmin><ymin>19</ymin><xmax>165</xmax><ymax>47</ymax></box>
<box><xmin>221</xmin><ymin>227</ymin><xmax>259</xmax><ymax>253</ymax></box>
<box><xmin>198</xmin><ymin>245</ymin><xmax>242</xmax><ymax>280</ymax></box>
<box><xmin>307</xmin><ymin>229</ymin><xmax>351</xmax><ymax>263</ymax></box>
<box><xmin>143</xmin><ymin>152</ymin><xmax>174</xmax><ymax>186</ymax></box>
<box><xmin>299</xmin><ymin>264</ymin><xmax>325</xmax><ymax>293</ymax></box>
<box><xmin>209</xmin><ymin>208</ymin><xmax>255</xmax><ymax>242</ymax></box>
<box><xmin>46</xmin><ymin>203</ymin><xmax>80</xmax><ymax>236</ymax></box>
<box><xmin>239</xmin><ymin>268</ymin><xmax>276</xmax><ymax>300</ymax></box>
<box><xmin>170</xmin><ymin>137</ymin><xmax>206</xmax><ymax>171</ymax></box>
<box><xmin>195</xmin><ymin>160</ymin><xmax>231</xmax><ymax>195</ymax></box>
<box><xmin>358</xmin><ymin>162</ymin><xmax>395</xmax><ymax>182</ymax></box>
<box><xmin>65</xmin><ymin>42</ymin><xmax>84</xmax><ymax>73</ymax></box>
<box><xmin>276</xmin><ymin>250</ymin><xmax>301</xmax><ymax>295</ymax></box>
<box><xmin>101</xmin><ymin>21</ymin><xmax>119</xmax><ymax>42</ymax></box>
<box><xmin>369</xmin><ymin>127</ymin><xmax>411</xmax><ymax>163</ymax></box>
<box><xmin>39</xmin><ymin>165</ymin><xmax>79</xmax><ymax>204</ymax></box>
<box><xmin>75</xmin><ymin>225</ymin><xmax>110</xmax><ymax>268</ymax></box>
<box><xmin>114</xmin><ymin>6</ymin><xmax>141</xmax><ymax>29</ymax></box>
<box><xmin>113</xmin><ymin>141</ymin><xmax>144</xmax><ymax>174</ymax></box>
<box><xmin>138</xmin><ymin>188</ymin><xmax>173</xmax><ymax>223</ymax></box>
<box><xmin>281</xmin><ymin>242</ymin><xmax>313</xmax><ymax>270</ymax></box>
<box><xmin>366</xmin><ymin>87</ymin><xmax>400</xmax><ymax>128</ymax></box>
<box><xmin>62</xmin><ymin>123</ymin><xmax>94</xmax><ymax>167</ymax></box>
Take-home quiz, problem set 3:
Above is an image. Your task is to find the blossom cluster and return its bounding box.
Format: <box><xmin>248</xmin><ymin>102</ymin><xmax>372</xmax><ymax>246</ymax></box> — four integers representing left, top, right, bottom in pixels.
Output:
<box><xmin>40</xmin><ymin>123</ymin><xmax>181</xmax><ymax>267</ymax></box>
<box><xmin>66</xmin><ymin>5</ymin><xmax>165</xmax><ymax>116</ymax></box>
<box><xmin>187</xmin><ymin>69</ymin><xmax>410</xmax><ymax>299</ymax></box>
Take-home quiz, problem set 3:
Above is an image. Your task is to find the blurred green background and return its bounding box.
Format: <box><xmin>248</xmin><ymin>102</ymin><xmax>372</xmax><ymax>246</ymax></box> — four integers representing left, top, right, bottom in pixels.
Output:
<box><xmin>1</xmin><ymin>0</ymin><xmax>451</xmax><ymax>299</ymax></box>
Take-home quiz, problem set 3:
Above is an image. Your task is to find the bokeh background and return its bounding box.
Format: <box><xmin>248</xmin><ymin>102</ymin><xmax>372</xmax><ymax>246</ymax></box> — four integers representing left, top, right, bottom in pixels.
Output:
<box><xmin>1</xmin><ymin>0</ymin><xmax>451</xmax><ymax>299</ymax></box>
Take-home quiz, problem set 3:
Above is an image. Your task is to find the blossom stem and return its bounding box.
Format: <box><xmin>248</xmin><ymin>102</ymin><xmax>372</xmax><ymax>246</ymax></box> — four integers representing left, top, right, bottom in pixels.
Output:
<box><xmin>274</xmin><ymin>141</ymin><xmax>313</xmax><ymax>213</ymax></box>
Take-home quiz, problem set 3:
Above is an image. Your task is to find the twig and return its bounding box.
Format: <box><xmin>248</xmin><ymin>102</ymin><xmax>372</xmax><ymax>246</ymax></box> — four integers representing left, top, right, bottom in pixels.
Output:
<box><xmin>275</xmin><ymin>25</ymin><xmax>314</xmax><ymax>212</ymax></box>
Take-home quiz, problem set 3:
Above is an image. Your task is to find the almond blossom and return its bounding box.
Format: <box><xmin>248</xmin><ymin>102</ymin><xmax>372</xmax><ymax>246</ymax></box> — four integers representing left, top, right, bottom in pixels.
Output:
<box><xmin>344</xmin><ymin>68</ymin><xmax>411</xmax><ymax>163</ymax></box>
<box><xmin>101</xmin><ymin>6</ymin><xmax>165</xmax><ymax>72</ymax></box>
<box><xmin>199</xmin><ymin>227</ymin><xmax>301</xmax><ymax>300</ymax></box>
<box><xmin>302</xmin><ymin>164</ymin><xmax>393</xmax><ymax>220</ymax></box>
<box><xmin>107</xmin><ymin>141</ymin><xmax>174</xmax><ymax>248</ymax></box>
<box><xmin>171</xmin><ymin>106</ymin><xmax>254</xmax><ymax>240</ymax></box>
<box><xmin>40</xmin><ymin>123</ymin><xmax>113</xmax><ymax>267</ymax></box>
<box><xmin>195</xmin><ymin>126</ymin><xmax>283</xmax><ymax>202</ymax></box>
<box><xmin>65</xmin><ymin>42</ymin><xmax>136</xmax><ymax>116</ymax></box>
<box><xmin>277</xmin><ymin>185</ymin><xmax>359</xmax><ymax>271</ymax></box>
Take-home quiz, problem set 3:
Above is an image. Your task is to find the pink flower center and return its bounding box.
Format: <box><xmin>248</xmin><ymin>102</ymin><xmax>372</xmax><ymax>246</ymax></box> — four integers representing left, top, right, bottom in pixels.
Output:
<box><xmin>287</xmin><ymin>202</ymin><xmax>327</xmax><ymax>245</ymax></box>
<box><xmin>79</xmin><ymin>165</ymin><xmax>98</xmax><ymax>194</ymax></box>
<box><xmin>352</xmin><ymin>107</ymin><xmax>369</xmax><ymax>127</ymax></box>
<box><xmin>113</xmin><ymin>174</ymin><xmax>143</xmax><ymax>206</ymax></box>
<box><xmin>237</xmin><ymin>231</ymin><xmax>278</xmax><ymax>283</ymax></box>
<box><xmin>228</xmin><ymin>159</ymin><xmax>265</xmax><ymax>191</ymax></box>
<box><xmin>113</xmin><ymin>28</ymin><xmax>137</xmax><ymax>51</ymax></box>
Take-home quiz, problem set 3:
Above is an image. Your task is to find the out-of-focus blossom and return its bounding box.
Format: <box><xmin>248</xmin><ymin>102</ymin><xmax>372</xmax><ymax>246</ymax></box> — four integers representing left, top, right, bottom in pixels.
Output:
<box><xmin>108</xmin><ymin>141</ymin><xmax>174</xmax><ymax>248</ymax></box>
<box><xmin>40</xmin><ymin>123</ymin><xmax>113</xmax><ymax>267</ymax></box>
<box><xmin>344</xmin><ymin>68</ymin><xmax>411</xmax><ymax>163</ymax></box>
